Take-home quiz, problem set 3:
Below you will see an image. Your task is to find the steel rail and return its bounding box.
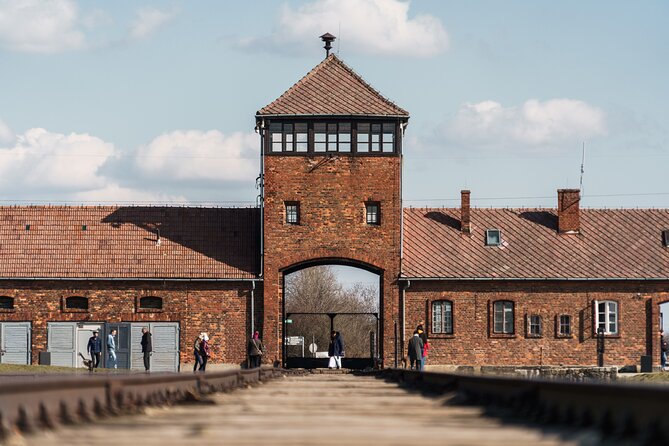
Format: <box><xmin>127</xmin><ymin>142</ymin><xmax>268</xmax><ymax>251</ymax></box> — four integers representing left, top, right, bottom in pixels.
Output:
<box><xmin>380</xmin><ymin>369</ymin><xmax>669</xmax><ymax>443</ymax></box>
<box><xmin>0</xmin><ymin>367</ymin><xmax>295</xmax><ymax>441</ymax></box>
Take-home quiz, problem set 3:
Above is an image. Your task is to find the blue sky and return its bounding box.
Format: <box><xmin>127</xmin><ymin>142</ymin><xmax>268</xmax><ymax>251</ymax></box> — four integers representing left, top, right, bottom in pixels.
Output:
<box><xmin>0</xmin><ymin>0</ymin><xmax>667</xmax><ymax>208</ymax></box>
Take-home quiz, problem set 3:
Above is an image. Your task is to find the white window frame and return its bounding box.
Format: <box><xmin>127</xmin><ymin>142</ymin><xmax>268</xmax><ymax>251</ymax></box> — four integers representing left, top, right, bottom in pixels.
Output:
<box><xmin>432</xmin><ymin>300</ymin><xmax>453</xmax><ymax>335</ymax></box>
<box><xmin>558</xmin><ymin>314</ymin><xmax>572</xmax><ymax>337</ymax></box>
<box><xmin>527</xmin><ymin>314</ymin><xmax>542</xmax><ymax>337</ymax></box>
<box><xmin>594</xmin><ymin>300</ymin><xmax>618</xmax><ymax>335</ymax></box>
<box><xmin>485</xmin><ymin>229</ymin><xmax>502</xmax><ymax>246</ymax></box>
<box><xmin>493</xmin><ymin>300</ymin><xmax>514</xmax><ymax>334</ymax></box>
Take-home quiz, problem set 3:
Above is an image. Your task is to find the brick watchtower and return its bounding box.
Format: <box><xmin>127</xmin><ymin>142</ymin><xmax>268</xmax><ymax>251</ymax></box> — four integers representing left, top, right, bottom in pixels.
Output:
<box><xmin>256</xmin><ymin>38</ymin><xmax>409</xmax><ymax>366</ymax></box>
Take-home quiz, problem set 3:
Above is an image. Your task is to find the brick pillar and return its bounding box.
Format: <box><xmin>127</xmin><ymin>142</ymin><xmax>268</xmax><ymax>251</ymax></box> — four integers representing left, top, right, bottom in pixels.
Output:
<box><xmin>461</xmin><ymin>190</ymin><xmax>471</xmax><ymax>234</ymax></box>
<box><xmin>558</xmin><ymin>189</ymin><xmax>580</xmax><ymax>234</ymax></box>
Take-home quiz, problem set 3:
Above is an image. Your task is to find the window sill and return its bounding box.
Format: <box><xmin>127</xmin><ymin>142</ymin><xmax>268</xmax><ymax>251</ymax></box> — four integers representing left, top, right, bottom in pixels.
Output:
<box><xmin>62</xmin><ymin>308</ymin><xmax>89</xmax><ymax>313</ymax></box>
<box><xmin>556</xmin><ymin>334</ymin><xmax>574</xmax><ymax>339</ymax></box>
<box><xmin>0</xmin><ymin>308</ymin><xmax>16</xmax><ymax>313</ymax></box>
<box><xmin>526</xmin><ymin>334</ymin><xmax>543</xmax><ymax>339</ymax></box>
<box><xmin>429</xmin><ymin>334</ymin><xmax>455</xmax><ymax>339</ymax></box>
<box><xmin>490</xmin><ymin>333</ymin><xmax>516</xmax><ymax>339</ymax></box>
<box><xmin>137</xmin><ymin>308</ymin><xmax>164</xmax><ymax>313</ymax></box>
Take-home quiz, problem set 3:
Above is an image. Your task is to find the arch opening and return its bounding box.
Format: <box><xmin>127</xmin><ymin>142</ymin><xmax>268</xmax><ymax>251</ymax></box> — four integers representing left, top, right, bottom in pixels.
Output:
<box><xmin>282</xmin><ymin>262</ymin><xmax>381</xmax><ymax>369</ymax></box>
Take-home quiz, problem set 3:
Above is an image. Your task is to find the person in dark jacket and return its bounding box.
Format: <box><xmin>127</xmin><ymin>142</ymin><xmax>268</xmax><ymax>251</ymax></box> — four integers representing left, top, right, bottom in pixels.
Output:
<box><xmin>328</xmin><ymin>331</ymin><xmax>345</xmax><ymax>369</ymax></box>
<box><xmin>141</xmin><ymin>327</ymin><xmax>152</xmax><ymax>371</ymax></box>
<box><xmin>193</xmin><ymin>333</ymin><xmax>204</xmax><ymax>372</ymax></box>
<box><xmin>661</xmin><ymin>329</ymin><xmax>668</xmax><ymax>371</ymax></box>
<box><xmin>407</xmin><ymin>330</ymin><xmax>424</xmax><ymax>371</ymax></box>
<box><xmin>87</xmin><ymin>330</ymin><xmax>102</xmax><ymax>368</ymax></box>
<box><xmin>199</xmin><ymin>333</ymin><xmax>211</xmax><ymax>372</ymax></box>
<box><xmin>247</xmin><ymin>331</ymin><xmax>264</xmax><ymax>368</ymax></box>
<box><xmin>417</xmin><ymin>324</ymin><xmax>428</xmax><ymax>370</ymax></box>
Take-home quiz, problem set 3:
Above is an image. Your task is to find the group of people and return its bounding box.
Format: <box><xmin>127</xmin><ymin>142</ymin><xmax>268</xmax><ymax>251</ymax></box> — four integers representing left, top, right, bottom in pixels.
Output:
<box><xmin>407</xmin><ymin>324</ymin><xmax>429</xmax><ymax>371</ymax></box>
<box><xmin>86</xmin><ymin>326</ymin><xmax>153</xmax><ymax>371</ymax></box>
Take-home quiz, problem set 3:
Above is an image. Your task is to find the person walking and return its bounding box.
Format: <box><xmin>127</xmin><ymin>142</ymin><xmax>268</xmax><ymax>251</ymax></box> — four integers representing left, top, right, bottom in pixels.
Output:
<box><xmin>328</xmin><ymin>331</ymin><xmax>345</xmax><ymax>369</ymax></box>
<box><xmin>661</xmin><ymin>329</ymin><xmax>668</xmax><ymax>371</ymax></box>
<box><xmin>141</xmin><ymin>327</ymin><xmax>152</xmax><ymax>372</ymax></box>
<box><xmin>87</xmin><ymin>330</ymin><xmax>102</xmax><ymax>369</ymax></box>
<box><xmin>247</xmin><ymin>331</ymin><xmax>264</xmax><ymax>368</ymax></box>
<box><xmin>199</xmin><ymin>333</ymin><xmax>211</xmax><ymax>372</ymax></box>
<box><xmin>193</xmin><ymin>333</ymin><xmax>204</xmax><ymax>372</ymax></box>
<box><xmin>417</xmin><ymin>324</ymin><xmax>428</xmax><ymax>370</ymax></box>
<box><xmin>107</xmin><ymin>329</ymin><xmax>117</xmax><ymax>369</ymax></box>
<box><xmin>407</xmin><ymin>330</ymin><xmax>424</xmax><ymax>371</ymax></box>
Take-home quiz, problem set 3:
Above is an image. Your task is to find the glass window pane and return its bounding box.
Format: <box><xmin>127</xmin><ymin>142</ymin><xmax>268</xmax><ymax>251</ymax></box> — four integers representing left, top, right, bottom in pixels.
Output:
<box><xmin>272</xmin><ymin>133</ymin><xmax>282</xmax><ymax>142</ymax></box>
<box><xmin>383</xmin><ymin>132</ymin><xmax>394</xmax><ymax>142</ymax></box>
<box><xmin>383</xmin><ymin>143</ymin><xmax>394</xmax><ymax>153</ymax></box>
<box><xmin>284</xmin><ymin>124</ymin><xmax>293</xmax><ymax>133</ymax></box>
<box><xmin>339</xmin><ymin>133</ymin><xmax>351</xmax><ymax>143</ymax></box>
<box><xmin>339</xmin><ymin>123</ymin><xmax>351</xmax><ymax>132</ymax></box>
<box><xmin>358</xmin><ymin>123</ymin><xmax>370</xmax><ymax>133</ymax></box>
<box><xmin>314</xmin><ymin>133</ymin><xmax>326</xmax><ymax>142</ymax></box>
<box><xmin>444</xmin><ymin>302</ymin><xmax>452</xmax><ymax>334</ymax></box>
<box><xmin>272</xmin><ymin>142</ymin><xmax>282</xmax><ymax>152</ymax></box>
<box><xmin>339</xmin><ymin>143</ymin><xmax>351</xmax><ymax>152</ymax></box>
<box><xmin>269</xmin><ymin>122</ymin><xmax>282</xmax><ymax>132</ymax></box>
<box><xmin>327</xmin><ymin>142</ymin><xmax>337</xmax><ymax>151</ymax></box>
<box><xmin>357</xmin><ymin>133</ymin><xmax>369</xmax><ymax>143</ymax></box>
<box><xmin>295</xmin><ymin>123</ymin><xmax>307</xmax><ymax>132</ymax></box>
<box><xmin>357</xmin><ymin>143</ymin><xmax>369</xmax><ymax>152</ymax></box>
<box><xmin>327</xmin><ymin>123</ymin><xmax>337</xmax><ymax>133</ymax></box>
<box><xmin>372</xmin><ymin>124</ymin><xmax>381</xmax><ymax>133</ymax></box>
<box><xmin>371</xmin><ymin>134</ymin><xmax>380</xmax><ymax>143</ymax></box>
<box><xmin>296</xmin><ymin>142</ymin><xmax>308</xmax><ymax>152</ymax></box>
<box><xmin>433</xmin><ymin>303</ymin><xmax>442</xmax><ymax>334</ymax></box>
<box><xmin>296</xmin><ymin>133</ymin><xmax>308</xmax><ymax>142</ymax></box>
<box><xmin>383</xmin><ymin>123</ymin><xmax>395</xmax><ymax>132</ymax></box>
<box><xmin>315</xmin><ymin>142</ymin><xmax>326</xmax><ymax>152</ymax></box>
<box><xmin>314</xmin><ymin>123</ymin><xmax>326</xmax><ymax>132</ymax></box>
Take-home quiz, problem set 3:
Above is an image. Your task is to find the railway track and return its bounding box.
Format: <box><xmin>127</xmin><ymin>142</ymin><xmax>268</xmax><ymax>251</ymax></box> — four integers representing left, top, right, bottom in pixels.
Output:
<box><xmin>380</xmin><ymin>369</ymin><xmax>669</xmax><ymax>444</ymax></box>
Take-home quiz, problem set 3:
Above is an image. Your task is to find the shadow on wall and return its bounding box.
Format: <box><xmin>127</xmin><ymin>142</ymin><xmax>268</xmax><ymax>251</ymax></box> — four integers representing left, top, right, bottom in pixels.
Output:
<box><xmin>101</xmin><ymin>207</ymin><xmax>260</xmax><ymax>273</ymax></box>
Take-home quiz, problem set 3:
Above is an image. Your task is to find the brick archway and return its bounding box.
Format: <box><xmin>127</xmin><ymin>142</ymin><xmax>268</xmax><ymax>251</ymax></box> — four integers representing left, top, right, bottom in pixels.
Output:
<box><xmin>280</xmin><ymin>257</ymin><xmax>384</xmax><ymax>368</ymax></box>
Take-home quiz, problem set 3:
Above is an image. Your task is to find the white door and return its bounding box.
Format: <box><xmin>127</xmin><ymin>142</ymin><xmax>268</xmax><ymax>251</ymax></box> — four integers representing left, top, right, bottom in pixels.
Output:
<box><xmin>0</xmin><ymin>322</ymin><xmax>31</xmax><ymax>365</ymax></box>
<box><xmin>76</xmin><ymin>323</ymin><xmax>104</xmax><ymax>368</ymax></box>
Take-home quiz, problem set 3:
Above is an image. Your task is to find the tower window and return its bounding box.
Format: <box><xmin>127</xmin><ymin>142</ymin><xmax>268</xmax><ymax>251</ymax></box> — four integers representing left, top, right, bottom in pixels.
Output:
<box><xmin>270</xmin><ymin>122</ymin><xmax>307</xmax><ymax>152</ymax></box>
<box><xmin>285</xmin><ymin>202</ymin><xmax>300</xmax><ymax>225</ymax></box>
<box><xmin>365</xmin><ymin>202</ymin><xmax>380</xmax><ymax>225</ymax></box>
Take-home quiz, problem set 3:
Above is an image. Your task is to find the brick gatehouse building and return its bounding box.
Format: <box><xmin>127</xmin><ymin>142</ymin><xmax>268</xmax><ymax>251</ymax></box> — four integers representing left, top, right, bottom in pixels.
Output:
<box><xmin>1</xmin><ymin>44</ymin><xmax>668</xmax><ymax>371</ymax></box>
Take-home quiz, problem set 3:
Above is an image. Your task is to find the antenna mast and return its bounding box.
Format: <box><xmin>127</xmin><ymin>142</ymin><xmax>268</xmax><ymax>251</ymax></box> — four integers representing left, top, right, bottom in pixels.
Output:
<box><xmin>579</xmin><ymin>142</ymin><xmax>585</xmax><ymax>195</ymax></box>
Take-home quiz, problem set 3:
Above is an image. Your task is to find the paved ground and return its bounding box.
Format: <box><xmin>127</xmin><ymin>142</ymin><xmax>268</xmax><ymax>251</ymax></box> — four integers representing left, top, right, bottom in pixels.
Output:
<box><xmin>15</xmin><ymin>374</ymin><xmax>605</xmax><ymax>446</ymax></box>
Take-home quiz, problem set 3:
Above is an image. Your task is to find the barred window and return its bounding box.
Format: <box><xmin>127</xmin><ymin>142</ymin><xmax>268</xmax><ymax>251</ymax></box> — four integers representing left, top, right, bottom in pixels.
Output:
<box><xmin>0</xmin><ymin>296</ymin><xmax>14</xmax><ymax>310</ymax></box>
<box><xmin>493</xmin><ymin>300</ymin><xmax>514</xmax><ymax>334</ymax></box>
<box><xmin>558</xmin><ymin>315</ymin><xmax>572</xmax><ymax>336</ymax></box>
<box><xmin>432</xmin><ymin>300</ymin><xmax>453</xmax><ymax>334</ymax></box>
<box><xmin>365</xmin><ymin>202</ymin><xmax>380</xmax><ymax>225</ymax></box>
<box><xmin>285</xmin><ymin>202</ymin><xmax>300</xmax><ymax>225</ymax></box>
<box><xmin>527</xmin><ymin>314</ymin><xmax>542</xmax><ymax>337</ymax></box>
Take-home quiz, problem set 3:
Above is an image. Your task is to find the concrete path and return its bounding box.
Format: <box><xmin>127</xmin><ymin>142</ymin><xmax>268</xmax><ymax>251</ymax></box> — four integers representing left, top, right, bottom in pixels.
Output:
<box><xmin>17</xmin><ymin>374</ymin><xmax>604</xmax><ymax>446</ymax></box>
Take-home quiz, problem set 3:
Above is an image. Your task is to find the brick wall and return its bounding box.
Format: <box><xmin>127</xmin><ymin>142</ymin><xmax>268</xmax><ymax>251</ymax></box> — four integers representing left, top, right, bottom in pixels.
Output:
<box><xmin>263</xmin><ymin>155</ymin><xmax>402</xmax><ymax>366</ymax></box>
<box><xmin>0</xmin><ymin>280</ymin><xmax>254</xmax><ymax>366</ymax></box>
<box><xmin>405</xmin><ymin>281</ymin><xmax>669</xmax><ymax>367</ymax></box>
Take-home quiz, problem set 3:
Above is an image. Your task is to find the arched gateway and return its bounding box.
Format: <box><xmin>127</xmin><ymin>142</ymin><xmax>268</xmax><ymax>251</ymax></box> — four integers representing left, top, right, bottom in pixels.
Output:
<box><xmin>256</xmin><ymin>44</ymin><xmax>409</xmax><ymax>368</ymax></box>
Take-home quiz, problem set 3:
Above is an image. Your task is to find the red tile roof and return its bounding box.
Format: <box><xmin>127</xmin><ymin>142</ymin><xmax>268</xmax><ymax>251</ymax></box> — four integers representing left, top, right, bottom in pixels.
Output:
<box><xmin>0</xmin><ymin>206</ymin><xmax>259</xmax><ymax>280</ymax></box>
<box><xmin>403</xmin><ymin>208</ymin><xmax>669</xmax><ymax>279</ymax></box>
<box><xmin>256</xmin><ymin>54</ymin><xmax>409</xmax><ymax>117</ymax></box>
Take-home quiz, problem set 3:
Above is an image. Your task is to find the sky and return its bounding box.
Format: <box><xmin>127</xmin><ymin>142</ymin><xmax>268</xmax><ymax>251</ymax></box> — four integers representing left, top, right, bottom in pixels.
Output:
<box><xmin>0</xmin><ymin>0</ymin><xmax>667</xmax><ymax>209</ymax></box>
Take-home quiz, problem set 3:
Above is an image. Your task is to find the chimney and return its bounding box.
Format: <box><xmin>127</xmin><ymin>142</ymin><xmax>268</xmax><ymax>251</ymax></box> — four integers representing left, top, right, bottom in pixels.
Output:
<box><xmin>461</xmin><ymin>190</ymin><xmax>471</xmax><ymax>234</ymax></box>
<box><xmin>557</xmin><ymin>189</ymin><xmax>580</xmax><ymax>234</ymax></box>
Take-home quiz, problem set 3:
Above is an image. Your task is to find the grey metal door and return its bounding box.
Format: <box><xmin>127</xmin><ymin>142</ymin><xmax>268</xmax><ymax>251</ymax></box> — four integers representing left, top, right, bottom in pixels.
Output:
<box><xmin>129</xmin><ymin>322</ymin><xmax>180</xmax><ymax>372</ymax></box>
<box><xmin>0</xmin><ymin>322</ymin><xmax>31</xmax><ymax>365</ymax></box>
<box><xmin>106</xmin><ymin>323</ymin><xmax>131</xmax><ymax>369</ymax></box>
<box><xmin>47</xmin><ymin>322</ymin><xmax>77</xmax><ymax>367</ymax></box>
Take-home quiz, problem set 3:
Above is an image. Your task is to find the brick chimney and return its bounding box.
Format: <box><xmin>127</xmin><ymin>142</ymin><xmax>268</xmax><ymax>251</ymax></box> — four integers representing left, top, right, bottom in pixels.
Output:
<box><xmin>461</xmin><ymin>190</ymin><xmax>471</xmax><ymax>234</ymax></box>
<box><xmin>557</xmin><ymin>189</ymin><xmax>580</xmax><ymax>234</ymax></box>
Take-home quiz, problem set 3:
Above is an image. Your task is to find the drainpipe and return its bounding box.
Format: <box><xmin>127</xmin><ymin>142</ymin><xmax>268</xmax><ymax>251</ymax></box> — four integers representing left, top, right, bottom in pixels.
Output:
<box><xmin>401</xmin><ymin>279</ymin><xmax>410</xmax><ymax>355</ymax></box>
<box><xmin>251</xmin><ymin>280</ymin><xmax>256</xmax><ymax>335</ymax></box>
<box><xmin>257</xmin><ymin>118</ymin><xmax>265</xmax><ymax>278</ymax></box>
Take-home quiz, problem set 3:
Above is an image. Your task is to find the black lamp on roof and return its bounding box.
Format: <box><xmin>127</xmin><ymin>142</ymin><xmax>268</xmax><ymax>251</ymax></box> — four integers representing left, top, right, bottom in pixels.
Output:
<box><xmin>320</xmin><ymin>33</ymin><xmax>336</xmax><ymax>57</ymax></box>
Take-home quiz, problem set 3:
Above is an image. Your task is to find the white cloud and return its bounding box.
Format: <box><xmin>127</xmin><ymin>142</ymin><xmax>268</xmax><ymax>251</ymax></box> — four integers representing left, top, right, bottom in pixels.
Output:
<box><xmin>0</xmin><ymin>0</ymin><xmax>85</xmax><ymax>53</ymax></box>
<box><xmin>446</xmin><ymin>99</ymin><xmax>606</xmax><ymax>149</ymax></box>
<box><xmin>135</xmin><ymin>130</ymin><xmax>257</xmax><ymax>182</ymax></box>
<box><xmin>0</xmin><ymin>118</ymin><xmax>14</xmax><ymax>145</ymax></box>
<box><xmin>72</xmin><ymin>184</ymin><xmax>185</xmax><ymax>203</ymax></box>
<box><xmin>0</xmin><ymin>128</ymin><xmax>114</xmax><ymax>191</ymax></box>
<box><xmin>128</xmin><ymin>7</ymin><xmax>177</xmax><ymax>41</ymax></box>
<box><xmin>239</xmin><ymin>0</ymin><xmax>448</xmax><ymax>57</ymax></box>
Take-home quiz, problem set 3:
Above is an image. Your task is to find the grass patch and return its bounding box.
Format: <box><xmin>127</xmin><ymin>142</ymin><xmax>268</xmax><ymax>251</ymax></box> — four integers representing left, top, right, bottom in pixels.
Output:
<box><xmin>0</xmin><ymin>363</ymin><xmax>111</xmax><ymax>374</ymax></box>
<box><xmin>622</xmin><ymin>372</ymin><xmax>669</xmax><ymax>383</ymax></box>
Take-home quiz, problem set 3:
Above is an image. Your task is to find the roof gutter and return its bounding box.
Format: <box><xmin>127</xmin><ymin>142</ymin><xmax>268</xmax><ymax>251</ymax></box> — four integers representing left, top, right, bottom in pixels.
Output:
<box><xmin>0</xmin><ymin>277</ymin><xmax>263</xmax><ymax>282</ymax></box>
<box><xmin>399</xmin><ymin>276</ymin><xmax>669</xmax><ymax>282</ymax></box>
<box><xmin>255</xmin><ymin>113</ymin><xmax>409</xmax><ymax>119</ymax></box>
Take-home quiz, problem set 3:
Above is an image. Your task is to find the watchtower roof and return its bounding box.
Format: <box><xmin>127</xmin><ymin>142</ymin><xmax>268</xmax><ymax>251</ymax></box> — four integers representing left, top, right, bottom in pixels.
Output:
<box><xmin>256</xmin><ymin>54</ymin><xmax>409</xmax><ymax>118</ymax></box>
